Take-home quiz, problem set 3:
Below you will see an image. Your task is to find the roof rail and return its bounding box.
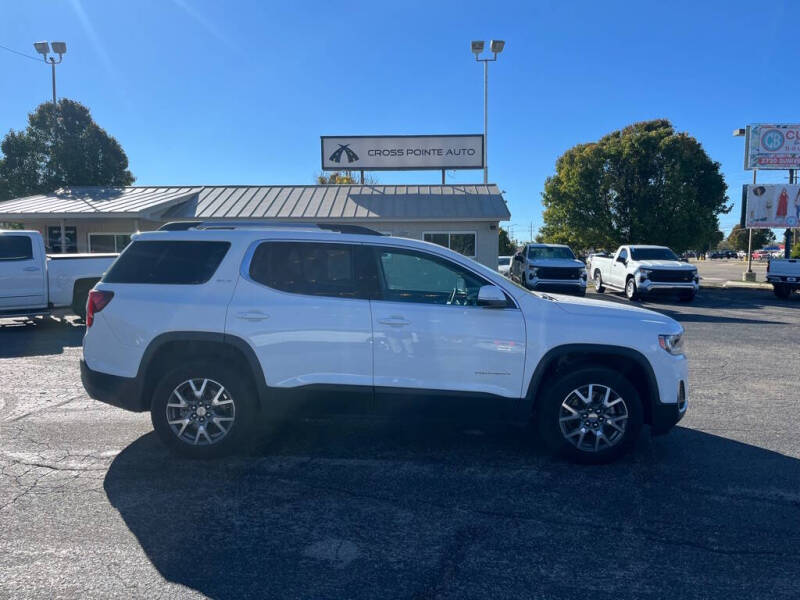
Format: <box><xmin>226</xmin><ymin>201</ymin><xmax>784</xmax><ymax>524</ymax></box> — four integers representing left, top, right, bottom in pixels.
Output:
<box><xmin>158</xmin><ymin>221</ymin><xmax>201</xmax><ymax>231</ymax></box>
<box><xmin>180</xmin><ymin>221</ymin><xmax>384</xmax><ymax>236</ymax></box>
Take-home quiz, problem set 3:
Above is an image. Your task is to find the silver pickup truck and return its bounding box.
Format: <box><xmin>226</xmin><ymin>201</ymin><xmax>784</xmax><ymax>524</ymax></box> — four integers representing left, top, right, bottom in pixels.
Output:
<box><xmin>510</xmin><ymin>243</ymin><xmax>588</xmax><ymax>296</ymax></box>
<box><xmin>0</xmin><ymin>230</ymin><xmax>117</xmax><ymax>319</ymax></box>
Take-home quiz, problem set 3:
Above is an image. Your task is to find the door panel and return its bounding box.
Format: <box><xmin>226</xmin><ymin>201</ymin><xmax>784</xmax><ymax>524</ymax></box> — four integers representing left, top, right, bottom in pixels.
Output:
<box><xmin>226</xmin><ymin>242</ymin><xmax>374</xmax><ymax>398</ymax></box>
<box><xmin>0</xmin><ymin>234</ymin><xmax>46</xmax><ymax>309</ymax></box>
<box><xmin>370</xmin><ymin>247</ymin><xmax>526</xmax><ymax>398</ymax></box>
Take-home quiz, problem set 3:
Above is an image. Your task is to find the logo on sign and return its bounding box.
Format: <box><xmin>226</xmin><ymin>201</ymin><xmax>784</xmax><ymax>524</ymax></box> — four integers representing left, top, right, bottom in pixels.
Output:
<box><xmin>760</xmin><ymin>129</ymin><xmax>785</xmax><ymax>152</ymax></box>
<box><xmin>328</xmin><ymin>144</ymin><xmax>359</xmax><ymax>164</ymax></box>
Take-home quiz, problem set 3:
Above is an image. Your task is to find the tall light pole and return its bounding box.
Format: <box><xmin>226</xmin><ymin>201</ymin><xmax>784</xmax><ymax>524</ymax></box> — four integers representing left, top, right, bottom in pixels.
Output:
<box><xmin>733</xmin><ymin>127</ymin><xmax>756</xmax><ymax>280</ymax></box>
<box><xmin>33</xmin><ymin>41</ymin><xmax>67</xmax><ymax>104</ymax></box>
<box><xmin>471</xmin><ymin>40</ymin><xmax>505</xmax><ymax>184</ymax></box>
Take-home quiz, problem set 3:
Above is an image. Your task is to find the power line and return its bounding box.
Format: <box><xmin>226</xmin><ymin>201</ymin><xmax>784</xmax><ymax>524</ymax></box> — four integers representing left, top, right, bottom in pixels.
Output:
<box><xmin>0</xmin><ymin>43</ymin><xmax>41</xmax><ymax>62</ymax></box>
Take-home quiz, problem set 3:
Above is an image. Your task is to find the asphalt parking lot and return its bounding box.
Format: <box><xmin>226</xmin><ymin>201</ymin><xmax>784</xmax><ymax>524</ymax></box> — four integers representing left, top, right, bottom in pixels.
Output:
<box><xmin>1</xmin><ymin>288</ymin><xmax>799</xmax><ymax>599</ymax></box>
<box><xmin>692</xmin><ymin>258</ymin><xmax>768</xmax><ymax>283</ymax></box>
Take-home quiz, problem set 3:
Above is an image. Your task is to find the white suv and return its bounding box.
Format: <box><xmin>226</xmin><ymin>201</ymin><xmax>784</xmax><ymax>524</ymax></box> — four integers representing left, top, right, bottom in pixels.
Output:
<box><xmin>81</xmin><ymin>223</ymin><xmax>688</xmax><ymax>463</ymax></box>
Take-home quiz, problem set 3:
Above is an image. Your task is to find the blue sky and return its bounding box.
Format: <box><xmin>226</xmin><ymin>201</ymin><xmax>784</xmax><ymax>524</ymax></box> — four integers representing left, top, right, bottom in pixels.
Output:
<box><xmin>1</xmin><ymin>0</ymin><xmax>798</xmax><ymax>241</ymax></box>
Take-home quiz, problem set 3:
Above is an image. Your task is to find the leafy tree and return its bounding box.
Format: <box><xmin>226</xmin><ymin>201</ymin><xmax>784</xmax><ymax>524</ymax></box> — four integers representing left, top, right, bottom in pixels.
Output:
<box><xmin>0</xmin><ymin>99</ymin><xmax>134</xmax><ymax>201</ymax></box>
<box><xmin>539</xmin><ymin>119</ymin><xmax>729</xmax><ymax>253</ymax></box>
<box><xmin>726</xmin><ymin>224</ymin><xmax>775</xmax><ymax>251</ymax></box>
<box><xmin>316</xmin><ymin>171</ymin><xmax>378</xmax><ymax>185</ymax></box>
<box><xmin>498</xmin><ymin>227</ymin><xmax>515</xmax><ymax>255</ymax></box>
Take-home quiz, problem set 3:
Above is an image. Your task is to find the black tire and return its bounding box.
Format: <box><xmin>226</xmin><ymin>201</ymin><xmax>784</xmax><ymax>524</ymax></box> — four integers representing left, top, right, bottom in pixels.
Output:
<box><xmin>535</xmin><ymin>367</ymin><xmax>643</xmax><ymax>464</ymax></box>
<box><xmin>575</xmin><ymin>288</ymin><xmax>587</xmax><ymax>297</ymax></box>
<box><xmin>71</xmin><ymin>280</ymin><xmax>96</xmax><ymax>319</ymax></box>
<box><xmin>678</xmin><ymin>291</ymin><xmax>696</xmax><ymax>302</ymax></box>
<box><xmin>625</xmin><ymin>277</ymin><xmax>639</xmax><ymax>301</ymax></box>
<box><xmin>151</xmin><ymin>360</ymin><xmax>258</xmax><ymax>458</ymax></box>
<box><xmin>773</xmin><ymin>284</ymin><xmax>791</xmax><ymax>299</ymax></box>
<box><xmin>593</xmin><ymin>271</ymin><xmax>605</xmax><ymax>293</ymax></box>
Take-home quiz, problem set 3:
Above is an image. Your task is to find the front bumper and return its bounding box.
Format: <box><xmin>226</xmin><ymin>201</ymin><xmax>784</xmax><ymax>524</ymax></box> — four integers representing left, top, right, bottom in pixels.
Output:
<box><xmin>527</xmin><ymin>275</ymin><xmax>587</xmax><ymax>293</ymax></box>
<box><xmin>651</xmin><ymin>380</ymin><xmax>688</xmax><ymax>434</ymax></box>
<box><xmin>767</xmin><ymin>275</ymin><xmax>800</xmax><ymax>287</ymax></box>
<box><xmin>638</xmin><ymin>279</ymin><xmax>698</xmax><ymax>294</ymax></box>
<box><xmin>80</xmin><ymin>360</ymin><xmax>146</xmax><ymax>412</ymax></box>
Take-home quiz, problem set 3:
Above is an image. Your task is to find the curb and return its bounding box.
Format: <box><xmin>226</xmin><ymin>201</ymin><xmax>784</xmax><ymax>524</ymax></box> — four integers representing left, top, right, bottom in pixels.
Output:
<box><xmin>699</xmin><ymin>280</ymin><xmax>772</xmax><ymax>290</ymax></box>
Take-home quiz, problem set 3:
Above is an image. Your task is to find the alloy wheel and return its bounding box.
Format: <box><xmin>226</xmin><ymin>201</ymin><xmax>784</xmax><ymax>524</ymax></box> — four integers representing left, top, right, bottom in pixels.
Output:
<box><xmin>558</xmin><ymin>383</ymin><xmax>628</xmax><ymax>452</ymax></box>
<box><xmin>165</xmin><ymin>378</ymin><xmax>236</xmax><ymax>446</ymax></box>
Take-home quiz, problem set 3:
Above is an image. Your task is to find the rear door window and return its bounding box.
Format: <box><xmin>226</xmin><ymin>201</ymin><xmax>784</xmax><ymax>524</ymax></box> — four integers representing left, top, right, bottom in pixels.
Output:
<box><xmin>103</xmin><ymin>241</ymin><xmax>230</xmax><ymax>284</ymax></box>
<box><xmin>248</xmin><ymin>242</ymin><xmax>376</xmax><ymax>299</ymax></box>
<box><xmin>0</xmin><ymin>235</ymin><xmax>33</xmax><ymax>261</ymax></box>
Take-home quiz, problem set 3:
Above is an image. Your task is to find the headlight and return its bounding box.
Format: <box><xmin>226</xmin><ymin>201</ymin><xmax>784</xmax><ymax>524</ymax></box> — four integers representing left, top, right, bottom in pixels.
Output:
<box><xmin>659</xmin><ymin>333</ymin><xmax>684</xmax><ymax>355</ymax></box>
<box><xmin>529</xmin><ymin>267</ymin><xmax>538</xmax><ymax>277</ymax></box>
<box><xmin>579</xmin><ymin>268</ymin><xmax>588</xmax><ymax>279</ymax></box>
<box><xmin>692</xmin><ymin>270</ymin><xmax>699</xmax><ymax>281</ymax></box>
<box><xmin>639</xmin><ymin>269</ymin><xmax>652</xmax><ymax>279</ymax></box>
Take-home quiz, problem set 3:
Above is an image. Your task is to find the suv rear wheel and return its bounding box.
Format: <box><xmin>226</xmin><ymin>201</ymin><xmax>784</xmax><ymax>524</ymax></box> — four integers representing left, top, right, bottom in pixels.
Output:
<box><xmin>151</xmin><ymin>361</ymin><xmax>257</xmax><ymax>458</ymax></box>
<box><xmin>535</xmin><ymin>367</ymin><xmax>643</xmax><ymax>464</ymax></box>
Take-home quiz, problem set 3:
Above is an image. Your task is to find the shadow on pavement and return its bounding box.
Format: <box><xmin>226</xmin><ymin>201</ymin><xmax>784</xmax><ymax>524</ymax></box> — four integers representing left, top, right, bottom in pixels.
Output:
<box><xmin>0</xmin><ymin>317</ymin><xmax>84</xmax><ymax>358</ymax></box>
<box><xmin>104</xmin><ymin>421</ymin><xmax>800</xmax><ymax>599</ymax></box>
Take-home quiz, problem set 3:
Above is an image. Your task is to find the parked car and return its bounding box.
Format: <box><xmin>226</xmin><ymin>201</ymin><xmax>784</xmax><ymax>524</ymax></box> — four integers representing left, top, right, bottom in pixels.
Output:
<box><xmin>752</xmin><ymin>249</ymin><xmax>772</xmax><ymax>261</ymax></box>
<box><xmin>0</xmin><ymin>230</ymin><xmax>117</xmax><ymax>319</ymax></box>
<box><xmin>510</xmin><ymin>243</ymin><xmax>588</xmax><ymax>296</ymax></box>
<box><xmin>737</xmin><ymin>250</ymin><xmax>747</xmax><ymax>259</ymax></box>
<box><xmin>80</xmin><ymin>222</ymin><xmax>688</xmax><ymax>464</ymax></box>
<box><xmin>706</xmin><ymin>251</ymin><xmax>722</xmax><ymax>259</ymax></box>
<box><xmin>497</xmin><ymin>255</ymin><xmax>512</xmax><ymax>276</ymax></box>
<box><xmin>767</xmin><ymin>258</ymin><xmax>800</xmax><ymax>299</ymax></box>
<box><xmin>589</xmin><ymin>245</ymin><xmax>698</xmax><ymax>302</ymax></box>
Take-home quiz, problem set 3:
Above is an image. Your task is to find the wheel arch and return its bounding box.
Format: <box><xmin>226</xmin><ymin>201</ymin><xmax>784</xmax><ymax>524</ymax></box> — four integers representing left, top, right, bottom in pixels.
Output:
<box><xmin>137</xmin><ymin>331</ymin><xmax>268</xmax><ymax>412</ymax></box>
<box><xmin>523</xmin><ymin>344</ymin><xmax>659</xmax><ymax>426</ymax></box>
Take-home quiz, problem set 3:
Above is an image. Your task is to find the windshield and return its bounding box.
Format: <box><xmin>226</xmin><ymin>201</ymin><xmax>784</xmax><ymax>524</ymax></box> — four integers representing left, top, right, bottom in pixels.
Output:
<box><xmin>498</xmin><ymin>257</ymin><xmax>510</xmax><ymax>266</ymax></box>
<box><xmin>527</xmin><ymin>246</ymin><xmax>575</xmax><ymax>260</ymax></box>
<box><xmin>629</xmin><ymin>247</ymin><xmax>678</xmax><ymax>261</ymax></box>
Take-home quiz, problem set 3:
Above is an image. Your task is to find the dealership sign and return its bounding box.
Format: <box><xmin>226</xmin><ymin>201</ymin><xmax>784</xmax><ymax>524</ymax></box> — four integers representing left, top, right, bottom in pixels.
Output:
<box><xmin>745</xmin><ymin>124</ymin><xmax>800</xmax><ymax>170</ymax></box>
<box><xmin>321</xmin><ymin>135</ymin><xmax>484</xmax><ymax>171</ymax></box>
<box><xmin>743</xmin><ymin>184</ymin><xmax>800</xmax><ymax>228</ymax></box>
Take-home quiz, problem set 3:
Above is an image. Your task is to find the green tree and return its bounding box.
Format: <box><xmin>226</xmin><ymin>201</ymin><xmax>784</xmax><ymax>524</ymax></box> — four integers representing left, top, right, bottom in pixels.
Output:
<box><xmin>0</xmin><ymin>99</ymin><xmax>134</xmax><ymax>201</ymax></box>
<box><xmin>539</xmin><ymin>119</ymin><xmax>729</xmax><ymax>253</ymax></box>
<box><xmin>498</xmin><ymin>226</ymin><xmax>515</xmax><ymax>255</ymax></box>
<box><xmin>726</xmin><ymin>224</ymin><xmax>775</xmax><ymax>251</ymax></box>
<box><xmin>316</xmin><ymin>171</ymin><xmax>378</xmax><ymax>185</ymax></box>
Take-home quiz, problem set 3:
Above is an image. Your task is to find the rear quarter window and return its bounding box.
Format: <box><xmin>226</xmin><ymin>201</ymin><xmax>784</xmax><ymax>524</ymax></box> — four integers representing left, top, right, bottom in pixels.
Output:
<box><xmin>103</xmin><ymin>241</ymin><xmax>230</xmax><ymax>284</ymax></box>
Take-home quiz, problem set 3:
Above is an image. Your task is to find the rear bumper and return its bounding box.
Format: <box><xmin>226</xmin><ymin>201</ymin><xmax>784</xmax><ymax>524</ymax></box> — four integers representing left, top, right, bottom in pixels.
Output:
<box><xmin>767</xmin><ymin>275</ymin><xmax>800</xmax><ymax>287</ymax></box>
<box><xmin>80</xmin><ymin>359</ymin><xmax>146</xmax><ymax>412</ymax></box>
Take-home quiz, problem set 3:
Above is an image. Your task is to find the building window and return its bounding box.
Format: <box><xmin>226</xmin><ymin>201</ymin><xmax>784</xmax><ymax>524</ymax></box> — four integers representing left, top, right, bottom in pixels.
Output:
<box><xmin>422</xmin><ymin>232</ymin><xmax>476</xmax><ymax>257</ymax></box>
<box><xmin>88</xmin><ymin>233</ymin><xmax>132</xmax><ymax>253</ymax></box>
<box><xmin>47</xmin><ymin>226</ymin><xmax>77</xmax><ymax>253</ymax></box>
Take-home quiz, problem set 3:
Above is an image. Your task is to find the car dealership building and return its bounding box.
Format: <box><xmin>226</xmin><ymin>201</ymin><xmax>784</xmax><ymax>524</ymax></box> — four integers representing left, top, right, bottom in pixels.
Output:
<box><xmin>0</xmin><ymin>183</ymin><xmax>510</xmax><ymax>268</ymax></box>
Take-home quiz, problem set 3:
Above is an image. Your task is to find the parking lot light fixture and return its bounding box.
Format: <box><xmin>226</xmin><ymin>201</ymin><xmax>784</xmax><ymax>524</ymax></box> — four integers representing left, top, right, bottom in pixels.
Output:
<box><xmin>32</xmin><ymin>40</ymin><xmax>67</xmax><ymax>104</ymax></box>
<box><xmin>471</xmin><ymin>39</ymin><xmax>506</xmax><ymax>185</ymax></box>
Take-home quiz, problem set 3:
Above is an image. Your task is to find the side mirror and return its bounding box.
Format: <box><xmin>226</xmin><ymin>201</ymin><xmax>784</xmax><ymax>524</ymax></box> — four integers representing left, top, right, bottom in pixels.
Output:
<box><xmin>477</xmin><ymin>285</ymin><xmax>508</xmax><ymax>308</ymax></box>
<box><xmin>513</xmin><ymin>254</ymin><xmax>524</xmax><ymax>262</ymax></box>
<box><xmin>616</xmin><ymin>256</ymin><xmax>626</xmax><ymax>264</ymax></box>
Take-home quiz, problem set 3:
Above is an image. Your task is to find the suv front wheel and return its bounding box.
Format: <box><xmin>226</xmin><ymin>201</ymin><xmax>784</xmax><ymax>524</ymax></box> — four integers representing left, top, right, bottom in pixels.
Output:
<box><xmin>535</xmin><ymin>367</ymin><xmax>643</xmax><ymax>464</ymax></box>
<box><xmin>151</xmin><ymin>361</ymin><xmax>257</xmax><ymax>458</ymax></box>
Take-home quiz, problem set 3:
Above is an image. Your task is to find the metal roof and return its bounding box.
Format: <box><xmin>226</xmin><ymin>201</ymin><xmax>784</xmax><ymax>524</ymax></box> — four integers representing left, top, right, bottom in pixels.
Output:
<box><xmin>0</xmin><ymin>186</ymin><xmax>201</xmax><ymax>219</ymax></box>
<box><xmin>0</xmin><ymin>184</ymin><xmax>510</xmax><ymax>222</ymax></box>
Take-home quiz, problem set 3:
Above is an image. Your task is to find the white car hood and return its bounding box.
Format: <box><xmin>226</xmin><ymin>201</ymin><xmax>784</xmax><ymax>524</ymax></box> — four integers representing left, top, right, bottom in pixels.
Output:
<box><xmin>529</xmin><ymin>258</ymin><xmax>585</xmax><ymax>268</ymax></box>
<box><xmin>636</xmin><ymin>260</ymin><xmax>694</xmax><ymax>270</ymax></box>
<box><xmin>543</xmin><ymin>293</ymin><xmax>679</xmax><ymax>329</ymax></box>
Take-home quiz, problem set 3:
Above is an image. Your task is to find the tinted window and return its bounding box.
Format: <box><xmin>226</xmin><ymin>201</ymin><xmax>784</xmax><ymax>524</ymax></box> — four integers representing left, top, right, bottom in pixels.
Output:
<box><xmin>249</xmin><ymin>242</ymin><xmax>376</xmax><ymax>299</ymax></box>
<box><xmin>376</xmin><ymin>248</ymin><xmax>488</xmax><ymax>306</ymax></box>
<box><xmin>103</xmin><ymin>241</ymin><xmax>230</xmax><ymax>284</ymax></box>
<box><xmin>0</xmin><ymin>235</ymin><xmax>33</xmax><ymax>261</ymax></box>
<box><xmin>498</xmin><ymin>257</ymin><xmax>510</xmax><ymax>266</ymax></box>
<box><xmin>630</xmin><ymin>247</ymin><xmax>678</xmax><ymax>261</ymax></box>
<box><xmin>528</xmin><ymin>246</ymin><xmax>575</xmax><ymax>260</ymax></box>
<box><xmin>618</xmin><ymin>249</ymin><xmax>628</xmax><ymax>262</ymax></box>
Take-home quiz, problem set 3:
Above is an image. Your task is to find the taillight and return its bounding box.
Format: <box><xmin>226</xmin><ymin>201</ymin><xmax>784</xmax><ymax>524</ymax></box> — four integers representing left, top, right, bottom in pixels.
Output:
<box><xmin>86</xmin><ymin>290</ymin><xmax>114</xmax><ymax>327</ymax></box>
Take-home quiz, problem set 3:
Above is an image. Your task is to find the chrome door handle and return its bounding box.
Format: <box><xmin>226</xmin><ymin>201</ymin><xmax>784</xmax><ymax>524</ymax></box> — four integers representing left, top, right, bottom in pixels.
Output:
<box><xmin>378</xmin><ymin>316</ymin><xmax>410</xmax><ymax>327</ymax></box>
<box><xmin>23</xmin><ymin>266</ymin><xmax>40</xmax><ymax>272</ymax></box>
<box><xmin>235</xmin><ymin>311</ymin><xmax>270</xmax><ymax>321</ymax></box>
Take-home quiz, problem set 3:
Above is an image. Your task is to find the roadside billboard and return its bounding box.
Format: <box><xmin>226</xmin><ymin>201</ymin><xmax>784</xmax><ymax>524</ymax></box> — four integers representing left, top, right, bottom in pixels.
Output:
<box><xmin>744</xmin><ymin>184</ymin><xmax>800</xmax><ymax>228</ymax></box>
<box><xmin>745</xmin><ymin>124</ymin><xmax>800</xmax><ymax>170</ymax></box>
<box><xmin>321</xmin><ymin>135</ymin><xmax>484</xmax><ymax>171</ymax></box>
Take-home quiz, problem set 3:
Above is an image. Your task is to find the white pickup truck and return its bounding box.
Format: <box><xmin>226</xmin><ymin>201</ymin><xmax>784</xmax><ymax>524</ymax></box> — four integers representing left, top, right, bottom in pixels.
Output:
<box><xmin>589</xmin><ymin>245</ymin><xmax>699</xmax><ymax>302</ymax></box>
<box><xmin>0</xmin><ymin>230</ymin><xmax>117</xmax><ymax>319</ymax></box>
<box><xmin>767</xmin><ymin>258</ymin><xmax>800</xmax><ymax>299</ymax></box>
